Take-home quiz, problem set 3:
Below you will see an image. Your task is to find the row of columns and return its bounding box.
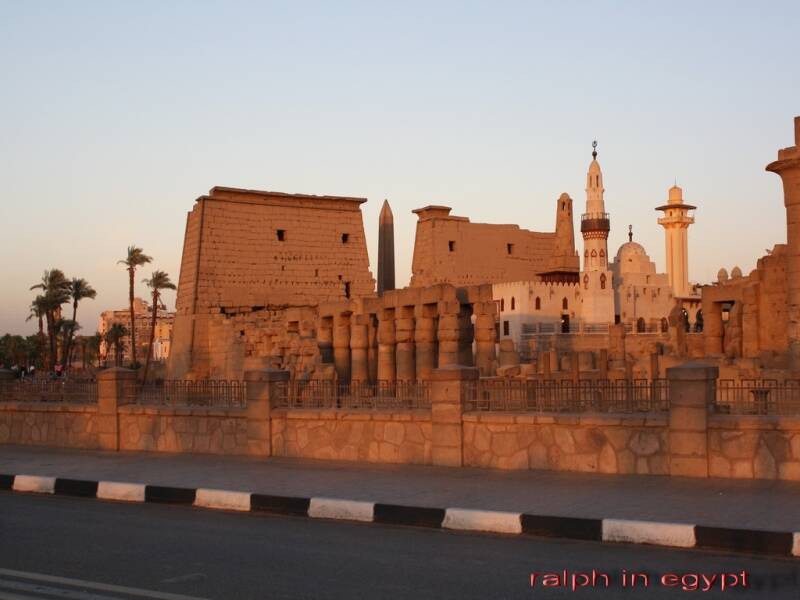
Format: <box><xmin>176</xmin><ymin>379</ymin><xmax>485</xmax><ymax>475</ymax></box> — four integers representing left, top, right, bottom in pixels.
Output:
<box><xmin>320</xmin><ymin>299</ymin><xmax>498</xmax><ymax>383</ymax></box>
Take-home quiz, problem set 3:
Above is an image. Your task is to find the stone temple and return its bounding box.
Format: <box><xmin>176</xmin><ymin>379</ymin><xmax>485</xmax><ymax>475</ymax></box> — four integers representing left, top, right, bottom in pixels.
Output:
<box><xmin>167</xmin><ymin>120</ymin><xmax>800</xmax><ymax>384</ymax></box>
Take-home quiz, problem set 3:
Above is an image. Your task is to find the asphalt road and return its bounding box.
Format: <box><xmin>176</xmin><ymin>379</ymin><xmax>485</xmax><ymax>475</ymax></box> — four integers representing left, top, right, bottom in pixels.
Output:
<box><xmin>0</xmin><ymin>492</ymin><xmax>798</xmax><ymax>599</ymax></box>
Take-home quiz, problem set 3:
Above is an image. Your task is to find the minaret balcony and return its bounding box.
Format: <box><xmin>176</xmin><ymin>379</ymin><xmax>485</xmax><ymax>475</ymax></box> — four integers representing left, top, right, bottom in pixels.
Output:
<box><xmin>580</xmin><ymin>212</ymin><xmax>610</xmax><ymax>233</ymax></box>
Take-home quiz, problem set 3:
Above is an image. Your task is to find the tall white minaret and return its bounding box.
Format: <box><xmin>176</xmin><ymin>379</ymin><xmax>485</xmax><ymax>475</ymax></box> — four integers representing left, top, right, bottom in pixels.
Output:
<box><xmin>581</xmin><ymin>141</ymin><xmax>610</xmax><ymax>270</ymax></box>
<box><xmin>656</xmin><ymin>185</ymin><xmax>695</xmax><ymax>298</ymax></box>
<box><xmin>579</xmin><ymin>141</ymin><xmax>615</xmax><ymax>325</ymax></box>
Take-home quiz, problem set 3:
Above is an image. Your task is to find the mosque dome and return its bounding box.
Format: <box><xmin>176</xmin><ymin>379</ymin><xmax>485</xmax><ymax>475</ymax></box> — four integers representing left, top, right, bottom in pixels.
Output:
<box><xmin>615</xmin><ymin>241</ymin><xmax>647</xmax><ymax>262</ymax></box>
<box><xmin>731</xmin><ymin>266</ymin><xmax>743</xmax><ymax>279</ymax></box>
<box><xmin>668</xmin><ymin>185</ymin><xmax>683</xmax><ymax>204</ymax></box>
<box><xmin>614</xmin><ymin>240</ymin><xmax>656</xmax><ymax>275</ymax></box>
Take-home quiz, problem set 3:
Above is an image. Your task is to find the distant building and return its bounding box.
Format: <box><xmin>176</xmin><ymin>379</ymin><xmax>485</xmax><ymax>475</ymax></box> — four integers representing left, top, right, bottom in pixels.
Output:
<box><xmin>98</xmin><ymin>297</ymin><xmax>175</xmax><ymax>364</ymax></box>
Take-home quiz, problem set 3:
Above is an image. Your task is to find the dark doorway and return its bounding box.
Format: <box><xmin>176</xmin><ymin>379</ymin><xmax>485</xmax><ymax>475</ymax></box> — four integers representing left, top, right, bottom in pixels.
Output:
<box><xmin>560</xmin><ymin>314</ymin><xmax>570</xmax><ymax>333</ymax></box>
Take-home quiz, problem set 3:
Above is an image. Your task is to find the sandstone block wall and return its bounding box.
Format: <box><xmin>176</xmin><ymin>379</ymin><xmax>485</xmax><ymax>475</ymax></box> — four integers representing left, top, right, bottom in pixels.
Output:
<box><xmin>708</xmin><ymin>415</ymin><xmax>800</xmax><ymax>480</ymax></box>
<box><xmin>169</xmin><ymin>187</ymin><xmax>376</xmax><ymax>379</ymax></box>
<box><xmin>271</xmin><ymin>409</ymin><xmax>432</xmax><ymax>464</ymax></box>
<box><xmin>463</xmin><ymin>413</ymin><xmax>668</xmax><ymax>473</ymax></box>
<box><xmin>118</xmin><ymin>406</ymin><xmax>250</xmax><ymax>455</ymax></box>
<box><xmin>410</xmin><ymin>205</ymin><xmax>578</xmax><ymax>288</ymax></box>
<box><xmin>0</xmin><ymin>403</ymin><xmax>100</xmax><ymax>449</ymax></box>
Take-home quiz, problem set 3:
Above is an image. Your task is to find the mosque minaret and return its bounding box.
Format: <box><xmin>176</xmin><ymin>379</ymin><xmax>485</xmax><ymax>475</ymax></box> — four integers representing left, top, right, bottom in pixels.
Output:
<box><xmin>656</xmin><ymin>185</ymin><xmax>696</xmax><ymax>298</ymax></box>
<box><xmin>579</xmin><ymin>141</ymin><xmax>615</xmax><ymax>324</ymax></box>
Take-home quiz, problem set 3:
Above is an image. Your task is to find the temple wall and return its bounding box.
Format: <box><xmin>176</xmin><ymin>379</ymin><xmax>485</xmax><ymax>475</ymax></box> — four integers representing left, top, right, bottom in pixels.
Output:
<box><xmin>708</xmin><ymin>415</ymin><xmax>800</xmax><ymax>479</ymax></box>
<box><xmin>0</xmin><ymin>403</ymin><xmax>100</xmax><ymax>449</ymax></box>
<box><xmin>118</xmin><ymin>406</ymin><xmax>250</xmax><ymax>455</ymax></box>
<box><xmin>463</xmin><ymin>413</ymin><xmax>668</xmax><ymax>474</ymax></box>
<box><xmin>270</xmin><ymin>409</ymin><xmax>432</xmax><ymax>464</ymax></box>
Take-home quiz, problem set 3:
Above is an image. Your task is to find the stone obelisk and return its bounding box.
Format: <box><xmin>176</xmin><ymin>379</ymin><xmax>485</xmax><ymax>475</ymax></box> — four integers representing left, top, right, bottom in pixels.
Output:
<box><xmin>377</xmin><ymin>199</ymin><xmax>395</xmax><ymax>295</ymax></box>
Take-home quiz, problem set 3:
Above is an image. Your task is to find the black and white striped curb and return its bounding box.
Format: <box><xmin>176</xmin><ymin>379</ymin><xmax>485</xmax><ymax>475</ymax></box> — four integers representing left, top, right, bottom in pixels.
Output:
<box><xmin>2</xmin><ymin>473</ymin><xmax>798</xmax><ymax>558</ymax></box>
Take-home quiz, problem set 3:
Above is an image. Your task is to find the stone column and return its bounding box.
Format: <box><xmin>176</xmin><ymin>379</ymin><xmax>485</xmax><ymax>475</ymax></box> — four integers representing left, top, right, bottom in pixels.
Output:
<box><xmin>571</xmin><ymin>352</ymin><xmax>580</xmax><ymax>382</ymax></box>
<box><xmin>457</xmin><ymin>305</ymin><xmax>475</xmax><ymax>366</ymax></box>
<box><xmin>350</xmin><ymin>316</ymin><xmax>369</xmax><ymax>383</ymax></box>
<box><xmin>667</xmin><ymin>362</ymin><xmax>718</xmax><ymax>478</ymax></box>
<box><xmin>437</xmin><ymin>302</ymin><xmax>461</xmax><ymax>367</ymax></box>
<box><xmin>598</xmin><ymin>349</ymin><xmax>608</xmax><ymax>379</ymax></box>
<box><xmin>650</xmin><ymin>352</ymin><xmax>660</xmax><ymax>380</ymax></box>
<box><xmin>332</xmin><ymin>313</ymin><xmax>351</xmax><ymax>383</ymax></box>
<box><xmin>742</xmin><ymin>284</ymin><xmax>761</xmax><ymax>358</ymax></box>
<box><xmin>367</xmin><ymin>315</ymin><xmax>379</xmax><ymax>383</ymax></box>
<box><xmin>430</xmin><ymin>365</ymin><xmax>477</xmax><ymax>467</ymax></box>
<box><xmin>377</xmin><ymin>309</ymin><xmax>396</xmax><ymax>383</ymax></box>
<box><xmin>766</xmin><ymin>117</ymin><xmax>800</xmax><ymax>370</ymax></box>
<box><xmin>96</xmin><ymin>367</ymin><xmax>135</xmax><ymax>451</ymax></box>
<box><xmin>244</xmin><ymin>368</ymin><xmax>289</xmax><ymax>457</ymax></box>
<box><xmin>317</xmin><ymin>318</ymin><xmax>334</xmax><ymax>364</ymax></box>
<box><xmin>473</xmin><ymin>302</ymin><xmax>497</xmax><ymax>376</ymax></box>
<box><xmin>395</xmin><ymin>308</ymin><xmax>416</xmax><ymax>381</ymax></box>
<box><xmin>703</xmin><ymin>300</ymin><xmax>723</xmax><ymax>356</ymax></box>
<box><xmin>542</xmin><ymin>351</ymin><xmax>551</xmax><ymax>379</ymax></box>
<box><xmin>414</xmin><ymin>305</ymin><xmax>438</xmax><ymax>381</ymax></box>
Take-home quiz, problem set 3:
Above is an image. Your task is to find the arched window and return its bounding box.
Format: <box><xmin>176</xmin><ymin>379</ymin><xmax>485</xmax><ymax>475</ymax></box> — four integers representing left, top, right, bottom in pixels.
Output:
<box><xmin>695</xmin><ymin>309</ymin><xmax>704</xmax><ymax>333</ymax></box>
<box><xmin>600</xmin><ymin>274</ymin><xmax>607</xmax><ymax>290</ymax></box>
<box><xmin>660</xmin><ymin>317</ymin><xmax>669</xmax><ymax>333</ymax></box>
<box><xmin>511</xmin><ymin>297</ymin><xmax>515</xmax><ymax>310</ymax></box>
<box><xmin>584</xmin><ymin>249</ymin><xmax>588</xmax><ymax>258</ymax></box>
<box><xmin>583</xmin><ymin>274</ymin><xmax>589</xmax><ymax>290</ymax></box>
<box><xmin>500</xmin><ymin>298</ymin><xmax>505</xmax><ymax>312</ymax></box>
<box><xmin>636</xmin><ymin>317</ymin><xmax>646</xmax><ymax>333</ymax></box>
<box><xmin>535</xmin><ymin>297</ymin><xmax>541</xmax><ymax>310</ymax></box>
<box><xmin>599</xmin><ymin>249</ymin><xmax>605</xmax><ymax>265</ymax></box>
<box><xmin>562</xmin><ymin>298</ymin><xmax>568</xmax><ymax>310</ymax></box>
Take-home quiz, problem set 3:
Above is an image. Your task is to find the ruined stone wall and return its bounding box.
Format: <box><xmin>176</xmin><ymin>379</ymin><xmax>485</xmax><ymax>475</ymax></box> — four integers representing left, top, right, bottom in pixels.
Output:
<box><xmin>410</xmin><ymin>205</ymin><xmax>578</xmax><ymax>288</ymax></box>
<box><xmin>169</xmin><ymin>187</ymin><xmax>376</xmax><ymax>379</ymax></box>
<box><xmin>463</xmin><ymin>413</ymin><xmax>668</xmax><ymax>474</ymax></box>
<box><xmin>0</xmin><ymin>403</ymin><xmax>100</xmax><ymax>449</ymax></box>
<box><xmin>118</xmin><ymin>406</ymin><xmax>250</xmax><ymax>455</ymax></box>
<box><xmin>270</xmin><ymin>409</ymin><xmax>432</xmax><ymax>464</ymax></box>
<box><xmin>708</xmin><ymin>415</ymin><xmax>800</xmax><ymax>480</ymax></box>
<box><xmin>702</xmin><ymin>246</ymin><xmax>788</xmax><ymax>364</ymax></box>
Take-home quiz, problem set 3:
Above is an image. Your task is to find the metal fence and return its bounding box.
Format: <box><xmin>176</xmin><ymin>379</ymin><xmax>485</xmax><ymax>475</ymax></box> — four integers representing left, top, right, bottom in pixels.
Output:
<box><xmin>714</xmin><ymin>379</ymin><xmax>800</xmax><ymax>415</ymax></box>
<box><xmin>0</xmin><ymin>380</ymin><xmax>98</xmax><ymax>404</ymax></box>
<box><xmin>127</xmin><ymin>380</ymin><xmax>247</xmax><ymax>409</ymax></box>
<box><xmin>274</xmin><ymin>380</ymin><xmax>431</xmax><ymax>410</ymax></box>
<box><xmin>463</xmin><ymin>378</ymin><xmax>669</xmax><ymax>413</ymax></box>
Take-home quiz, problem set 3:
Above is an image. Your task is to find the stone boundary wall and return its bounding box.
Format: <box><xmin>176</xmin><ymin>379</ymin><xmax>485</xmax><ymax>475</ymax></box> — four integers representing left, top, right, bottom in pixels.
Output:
<box><xmin>118</xmin><ymin>406</ymin><xmax>249</xmax><ymax>455</ymax></box>
<box><xmin>0</xmin><ymin>402</ymin><xmax>100</xmax><ymax>449</ymax></box>
<box><xmin>270</xmin><ymin>409</ymin><xmax>431</xmax><ymax>464</ymax></box>
<box><xmin>3</xmin><ymin>365</ymin><xmax>800</xmax><ymax>481</ymax></box>
<box><xmin>463</xmin><ymin>413</ymin><xmax>668</xmax><ymax>474</ymax></box>
<box><xmin>708</xmin><ymin>415</ymin><xmax>800</xmax><ymax>480</ymax></box>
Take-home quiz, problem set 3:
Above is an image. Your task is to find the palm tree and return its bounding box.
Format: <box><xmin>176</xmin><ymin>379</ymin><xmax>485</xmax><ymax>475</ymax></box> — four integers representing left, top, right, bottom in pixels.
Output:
<box><xmin>26</xmin><ymin>296</ymin><xmax>48</xmax><ymax>367</ymax></box>
<box><xmin>30</xmin><ymin>270</ymin><xmax>71</xmax><ymax>370</ymax></box>
<box><xmin>87</xmin><ymin>332</ymin><xmax>103</xmax><ymax>369</ymax></box>
<box><xmin>62</xmin><ymin>278</ymin><xmax>97</xmax><ymax>369</ymax></box>
<box><xmin>141</xmin><ymin>270</ymin><xmax>176</xmax><ymax>383</ymax></box>
<box><xmin>118</xmin><ymin>246</ymin><xmax>152</xmax><ymax>369</ymax></box>
<box><xmin>104</xmin><ymin>323</ymin><xmax>128</xmax><ymax>368</ymax></box>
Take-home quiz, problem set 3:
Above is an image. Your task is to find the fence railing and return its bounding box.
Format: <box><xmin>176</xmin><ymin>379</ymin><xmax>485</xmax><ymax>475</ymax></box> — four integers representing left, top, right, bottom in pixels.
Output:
<box><xmin>274</xmin><ymin>380</ymin><xmax>431</xmax><ymax>410</ymax></box>
<box><xmin>714</xmin><ymin>379</ymin><xmax>800</xmax><ymax>415</ymax></box>
<box><xmin>126</xmin><ymin>380</ymin><xmax>247</xmax><ymax>409</ymax></box>
<box><xmin>462</xmin><ymin>378</ymin><xmax>669</xmax><ymax>413</ymax></box>
<box><xmin>0</xmin><ymin>381</ymin><xmax>98</xmax><ymax>404</ymax></box>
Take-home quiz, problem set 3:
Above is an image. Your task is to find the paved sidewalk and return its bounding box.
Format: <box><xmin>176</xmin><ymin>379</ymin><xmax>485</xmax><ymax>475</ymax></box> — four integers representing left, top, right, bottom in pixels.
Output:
<box><xmin>2</xmin><ymin>444</ymin><xmax>799</xmax><ymax>532</ymax></box>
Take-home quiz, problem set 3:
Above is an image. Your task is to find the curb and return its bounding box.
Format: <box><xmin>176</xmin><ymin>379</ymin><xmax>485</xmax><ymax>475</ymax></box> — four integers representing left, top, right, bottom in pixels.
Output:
<box><xmin>2</xmin><ymin>472</ymin><xmax>798</xmax><ymax>558</ymax></box>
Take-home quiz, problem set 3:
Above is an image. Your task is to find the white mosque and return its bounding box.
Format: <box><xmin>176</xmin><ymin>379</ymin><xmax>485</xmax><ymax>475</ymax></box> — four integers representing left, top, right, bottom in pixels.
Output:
<box><xmin>493</xmin><ymin>143</ymin><xmax>701</xmax><ymax>351</ymax></box>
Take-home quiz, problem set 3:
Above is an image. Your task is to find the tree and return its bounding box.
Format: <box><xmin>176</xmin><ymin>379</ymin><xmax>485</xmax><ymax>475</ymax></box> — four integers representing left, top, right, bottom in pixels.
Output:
<box><xmin>62</xmin><ymin>278</ymin><xmax>97</xmax><ymax>369</ymax></box>
<box><xmin>104</xmin><ymin>323</ymin><xmax>128</xmax><ymax>368</ymax></box>
<box><xmin>86</xmin><ymin>333</ymin><xmax>103</xmax><ymax>368</ymax></box>
<box><xmin>140</xmin><ymin>270</ymin><xmax>176</xmax><ymax>384</ymax></box>
<box><xmin>26</xmin><ymin>296</ymin><xmax>48</xmax><ymax>366</ymax></box>
<box><xmin>118</xmin><ymin>246</ymin><xmax>152</xmax><ymax>369</ymax></box>
<box><xmin>30</xmin><ymin>270</ymin><xmax>71</xmax><ymax>370</ymax></box>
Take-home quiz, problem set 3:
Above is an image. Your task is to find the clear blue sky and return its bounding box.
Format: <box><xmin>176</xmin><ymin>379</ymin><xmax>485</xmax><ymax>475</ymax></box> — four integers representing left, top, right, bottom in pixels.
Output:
<box><xmin>1</xmin><ymin>1</ymin><xmax>797</xmax><ymax>336</ymax></box>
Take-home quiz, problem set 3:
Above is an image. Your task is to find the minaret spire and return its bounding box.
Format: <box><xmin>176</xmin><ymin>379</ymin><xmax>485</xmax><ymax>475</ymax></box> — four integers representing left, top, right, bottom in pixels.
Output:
<box><xmin>628</xmin><ymin>224</ymin><xmax>633</xmax><ymax>242</ymax></box>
